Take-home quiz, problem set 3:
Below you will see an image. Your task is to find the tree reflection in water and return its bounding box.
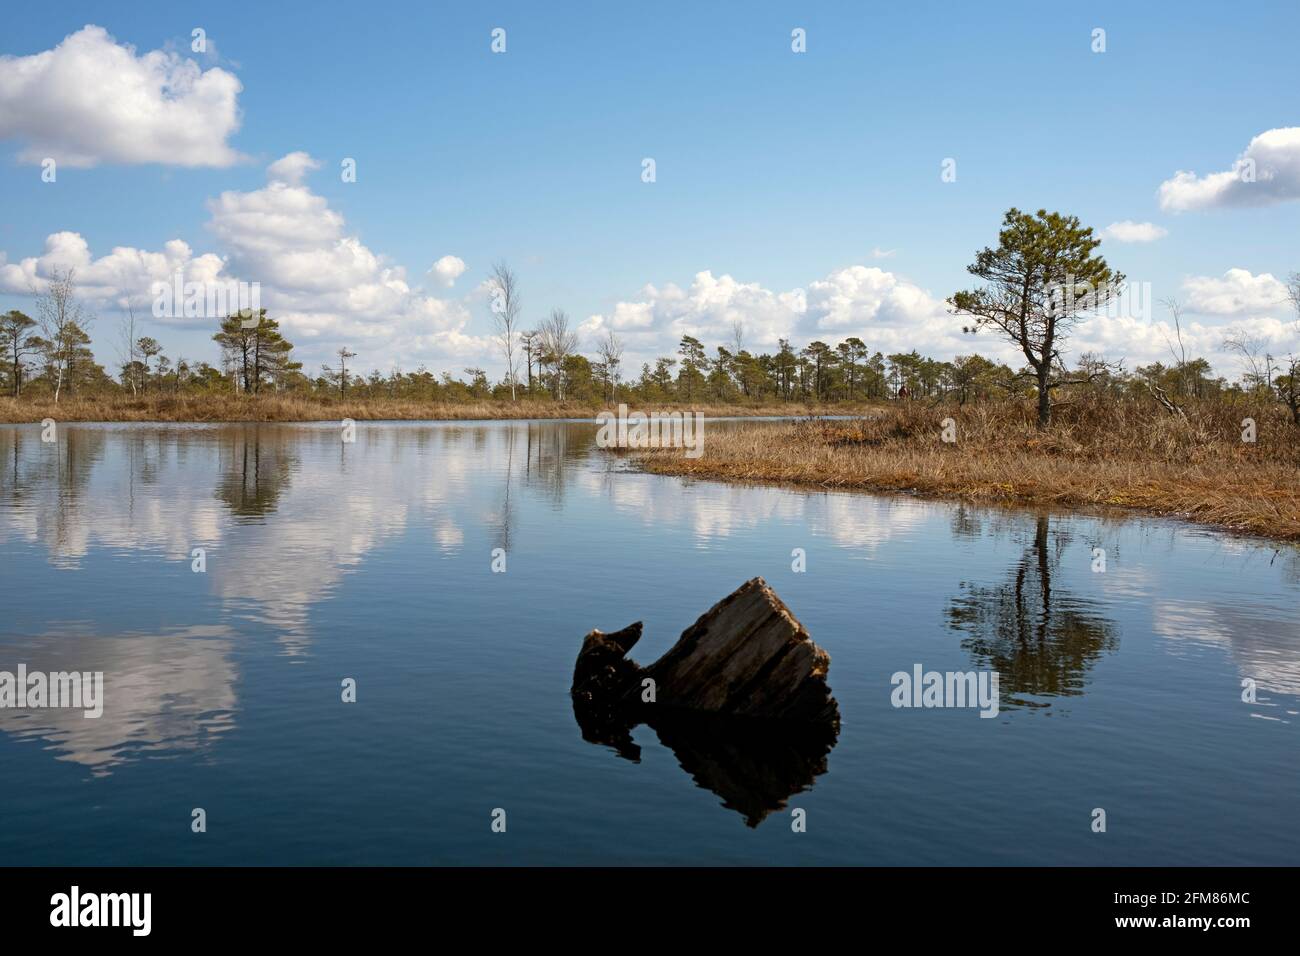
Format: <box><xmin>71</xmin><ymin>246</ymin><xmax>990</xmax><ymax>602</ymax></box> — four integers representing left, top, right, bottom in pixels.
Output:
<box><xmin>213</xmin><ymin>425</ymin><xmax>298</xmax><ymax>521</ymax></box>
<box><xmin>947</xmin><ymin>514</ymin><xmax>1118</xmax><ymax>708</ymax></box>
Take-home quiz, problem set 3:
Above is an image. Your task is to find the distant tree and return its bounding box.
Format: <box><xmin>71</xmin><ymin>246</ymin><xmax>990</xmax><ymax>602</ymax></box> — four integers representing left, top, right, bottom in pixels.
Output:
<box><xmin>0</xmin><ymin>310</ymin><xmax>38</xmax><ymax>397</ymax></box>
<box><xmin>836</xmin><ymin>337</ymin><xmax>868</xmax><ymax>398</ymax></box>
<box><xmin>950</xmin><ymin>354</ymin><xmax>1000</xmax><ymax>404</ymax></box>
<box><xmin>520</xmin><ymin>329</ymin><xmax>539</xmax><ymax>392</ymax></box>
<box><xmin>116</xmin><ymin>303</ymin><xmax>141</xmax><ymax>395</ymax></box>
<box><xmin>539</xmin><ymin>309</ymin><xmax>578</xmax><ymax>400</ymax></box>
<box><xmin>34</xmin><ymin>268</ymin><xmax>94</xmax><ymax>403</ymax></box>
<box><xmin>462</xmin><ymin>367</ymin><xmax>490</xmax><ymax>398</ymax></box>
<box><xmin>1222</xmin><ymin>327</ymin><xmax>1274</xmax><ymax>393</ymax></box>
<box><xmin>677</xmin><ymin>335</ymin><xmax>708</xmax><ymax>400</ymax></box>
<box><xmin>1284</xmin><ymin>272</ymin><xmax>1300</xmax><ymax>424</ymax></box>
<box><xmin>487</xmin><ymin>261</ymin><xmax>521</xmax><ymax>400</ymax></box>
<box><xmin>950</xmin><ymin>208</ymin><xmax>1123</xmax><ymax>427</ymax></box>
<box><xmin>773</xmin><ymin>338</ymin><xmax>797</xmax><ymax>399</ymax></box>
<box><xmin>332</xmin><ymin>346</ymin><xmax>357</xmax><ymax>397</ymax></box>
<box><xmin>802</xmin><ymin>342</ymin><xmax>833</xmax><ymax>400</ymax></box>
<box><xmin>136</xmin><ymin>337</ymin><xmax>162</xmax><ymax>392</ymax></box>
<box><xmin>1287</xmin><ymin>272</ymin><xmax>1300</xmax><ymax>333</ymax></box>
<box><xmin>1276</xmin><ymin>360</ymin><xmax>1300</xmax><ymax>425</ymax></box>
<box><xmin>213</xmin><ymin>310</ymin><xmax>297</xmax><ymax>394</ymax></box>
<box><xmin>595</xmin><ymin>329</ymin><xmax>624</xmax><ymax>402</ymax></box>
<box><xmin>650</xmin><ymin>356</ymin><xmax>677</xmax><ymax>396</ymax></box>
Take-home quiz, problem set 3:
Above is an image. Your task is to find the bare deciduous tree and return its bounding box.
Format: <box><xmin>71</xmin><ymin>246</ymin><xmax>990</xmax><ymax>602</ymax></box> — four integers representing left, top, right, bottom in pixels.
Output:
<box><xmin>1287</xmin><ymin>272</ymin><xmax>1300</xmax><ymax>332</ymax></box>
<box><xmin>539</xmin><ymin>308</ymin><xmax>578</xmax><ymax>400</ymax></box>
<box><xmin>595</xmin><ymin>328</ymin><xmax>625</xmax><ymax>402</ymax></box>
<box><xmin>488</xmin><ymin>261</ymin><xmax>521</xmax><ymax>400</ymax></box>
<box><xmin>1158</xmin><ymin>298</ymin><xmax>1189</xmax><ymax>391</ymax></box>
<box><xmin>1277</xmin><ymin>272</ymin><xmax>1300</xmax><ymax>424</ymax></box>
<box><xmin>34</xmin><ymin>268</ymin><xmax>93</xmax><ymax>404</ymax></box>
<box><xmin>116</xmin><ymin>301</ymin><xmax>141</xmax><ymax>396</ymax></box>
<box><xmin>1222</xmin><ymin>327</ymin><xmax>1274</xmax><ymax>391</ymax></box>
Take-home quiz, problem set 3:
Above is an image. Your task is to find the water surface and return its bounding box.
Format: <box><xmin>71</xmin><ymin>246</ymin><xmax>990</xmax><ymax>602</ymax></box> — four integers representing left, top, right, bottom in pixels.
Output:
<box><xmin>1</xmin><ymin>421</ymin><xmax>1297</xmax><ymax>865</ymax></box>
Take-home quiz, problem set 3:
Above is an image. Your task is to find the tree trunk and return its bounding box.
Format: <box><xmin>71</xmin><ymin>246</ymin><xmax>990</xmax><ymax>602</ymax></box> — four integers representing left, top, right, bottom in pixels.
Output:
<box><xmin>1036</xmin><ymin>366</ymin><xmax>1051</xmax><ymax>428</ymax></box>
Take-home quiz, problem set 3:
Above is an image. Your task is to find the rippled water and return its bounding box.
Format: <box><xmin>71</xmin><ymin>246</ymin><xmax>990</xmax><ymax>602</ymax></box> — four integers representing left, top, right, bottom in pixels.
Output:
<box><xmin>1</xmin><ymin>420</ymin><xmax>1297</xmax><ymax>865</ymax></box>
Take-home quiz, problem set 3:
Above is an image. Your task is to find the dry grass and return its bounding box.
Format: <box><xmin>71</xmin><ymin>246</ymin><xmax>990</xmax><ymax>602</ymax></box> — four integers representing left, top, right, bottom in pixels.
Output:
<box><xmin>0</xmin><ymin>393</ymin><xmax>851</xmax><ymax>424</ymax></box>
<box><xmin>634</xmin><ymin>397</ymin><xmax>1300</xmax><ymax>541</ymax></box>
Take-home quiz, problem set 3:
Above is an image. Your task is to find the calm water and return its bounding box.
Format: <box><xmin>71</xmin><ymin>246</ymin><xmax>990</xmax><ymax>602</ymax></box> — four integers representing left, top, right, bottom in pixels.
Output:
<box><xmin>1</xmin><ymin>420</ymin><xmax>1297</xmax><ymax>865</ymax></box>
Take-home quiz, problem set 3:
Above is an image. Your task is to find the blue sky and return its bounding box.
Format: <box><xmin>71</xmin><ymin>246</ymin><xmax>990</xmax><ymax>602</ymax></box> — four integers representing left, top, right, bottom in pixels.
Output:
<box><xmin>1</xmin><ymin>0</ymin><xmax>1297</xmax><ymax>378</ymax></box>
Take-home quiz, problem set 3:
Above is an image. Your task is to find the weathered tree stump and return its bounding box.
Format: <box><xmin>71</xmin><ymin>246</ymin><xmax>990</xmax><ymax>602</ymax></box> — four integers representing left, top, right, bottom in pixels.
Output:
<box><xmin>572</xmin><ymin>577</ymin><xmax>838</xmax><ymax>726</ymax></box>
<box><xmin>570</xmin><ymin>578</ymin><xmax>839</xmax><ymax>826</ymax></box>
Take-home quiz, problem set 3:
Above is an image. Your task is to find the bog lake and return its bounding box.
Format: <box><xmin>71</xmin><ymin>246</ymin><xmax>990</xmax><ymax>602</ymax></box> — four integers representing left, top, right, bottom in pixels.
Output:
<box><xmin>1</xmin><ymin>420</ymin><xmax>1297</xmax><ymax>864</ymax></box>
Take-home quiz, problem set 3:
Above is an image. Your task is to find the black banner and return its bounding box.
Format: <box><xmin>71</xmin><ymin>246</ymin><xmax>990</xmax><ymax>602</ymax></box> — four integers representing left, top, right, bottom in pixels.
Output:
<box><xmin>0</xmin><ymin>867</ymin><xmax>1281</xmax><ymax>940</ymax></box>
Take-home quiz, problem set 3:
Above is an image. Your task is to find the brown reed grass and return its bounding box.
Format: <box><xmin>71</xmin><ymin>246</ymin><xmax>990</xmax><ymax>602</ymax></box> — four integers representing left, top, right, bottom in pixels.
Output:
<box><xmin>634</xmin><ymin>396</ymin><xmax>1300</xmax><ymax>541</ymax></box>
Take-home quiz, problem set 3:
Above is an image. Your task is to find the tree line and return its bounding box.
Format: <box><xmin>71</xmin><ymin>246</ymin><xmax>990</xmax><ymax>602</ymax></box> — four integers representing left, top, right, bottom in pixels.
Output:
<box><xmin>3</xmin><ymin>210</ymin><xmax>1297</xmax><ymax>426</ymax></box>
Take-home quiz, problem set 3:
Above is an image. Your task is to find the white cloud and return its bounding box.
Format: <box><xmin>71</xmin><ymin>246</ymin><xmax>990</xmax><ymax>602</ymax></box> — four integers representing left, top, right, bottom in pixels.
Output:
<box><xmin>1182</xmin><ymin>268</ymin><xmax>1289</xmax><ymax>315</ymax></box>
<box><xmin>585</xmin><ymin>265</ymin><xmax>1005</xmax><ymax>368</ymax></box>
<box><xmin>803</xmin><ymin>266</ymin><xmax>941</xmax><ymax>334</ymax></box>
<box><xmin>428</xmin><ymin>255</ymin><xmax>467</xmax><ymax>288</ymax></box>
<box><xmin>1158</xmin><ymin>127</ymin><xmax>1300</xmax><ymax>211</ymax></box>
<box><xmin>1068</xmin><ymin>312</ymin><xmax>1294</xmax><ymax>372</ymax></box>
<box><xmin>0</xmin><ymin>25</ymin><xmax>243</xmax><ymax>168</ymax></box>
<box><xmin>870</xmin><ymin>247</ymin><xmax>897</xmax><ymax>259</ymax></box>
<box><xmin>585</xmin><ymin>262</ymin><xmax>1299</xmax><ymax>377</ymax></box>
<box><xmin>266</xmin><ymin>151</ymin><xmax>320</xmax><ymax>185</ymax></box>
<box><xmin>0</xmin><ymin>231</ymin><xmax>224</xmax><ymax>307</ymax></box>
<box><xmin>1101</xmin><ymin>221</ymin><xmax>1168</xmax><ymax>243</ymax></box>
<box><xmin>0</xmin><ymin>154</ymin><xmax>489</xmax><ymax>370</ymax></box>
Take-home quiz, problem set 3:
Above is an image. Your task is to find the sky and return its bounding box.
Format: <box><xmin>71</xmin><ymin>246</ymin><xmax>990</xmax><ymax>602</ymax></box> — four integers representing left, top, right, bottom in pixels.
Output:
<box><xmin>1</xmin><ymin>0</ymin><xmax>1297</xmax><ymax>381</ymax></box>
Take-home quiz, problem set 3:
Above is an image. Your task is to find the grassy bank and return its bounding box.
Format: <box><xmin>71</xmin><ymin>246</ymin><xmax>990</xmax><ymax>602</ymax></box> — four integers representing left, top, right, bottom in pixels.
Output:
<box><xmin>0</xmin><ymin>393</ymin><xmax>859</xmax><ymax>424</ymax></box>
<box><xmin>631</xmin><ymin>398</ymin><xmax>1300</xmax><ymax>541</ymax></box>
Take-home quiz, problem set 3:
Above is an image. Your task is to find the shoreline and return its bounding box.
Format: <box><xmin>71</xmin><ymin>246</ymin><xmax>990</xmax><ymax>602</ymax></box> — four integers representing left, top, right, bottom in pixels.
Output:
<box><xmin>0</xmin><ymin>395</ymin><xmax>864</xmax><ymax>424</ymax></box>
<box><xmin>635</xmin><ymin>453</ymin><xmax>1298</xmax><ymax>546</ymax></box>
<box><xmin>626</xmin><ymin>410</ymin><xmax>1300</xmax><ymax>544</ymax></box>
<box><xmin>6</xmin><ymin>395</ymin><xmax>1295</xmax><ymax>543</ymax></box>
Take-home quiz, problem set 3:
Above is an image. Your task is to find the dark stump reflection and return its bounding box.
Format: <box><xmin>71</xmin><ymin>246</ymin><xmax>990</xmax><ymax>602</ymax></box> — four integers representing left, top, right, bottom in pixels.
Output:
<box><xmin>572</xmin><ymin>697</ymin><xmax>837</xmax><ymax>828</ymax></box>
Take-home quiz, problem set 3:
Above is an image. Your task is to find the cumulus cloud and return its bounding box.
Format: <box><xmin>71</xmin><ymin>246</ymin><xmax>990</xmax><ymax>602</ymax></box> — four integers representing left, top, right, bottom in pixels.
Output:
<box><xmin>1182</xmin><ymin>268</ymin><xmax>1289</xmax><ymax>315</ymax></box>
<box><xmin>428</xmin><ymin>255</ymin><xmax>467</xmax><ymax>288</ymax></box>
<box><xmin>266</xmin><ymin>151</ymin><xmax>321</xmax><ymax>185</ymax></box>
<box><xmin>584</xmin><ymin>261</ymin><xmax>1300</xmax><ymax>377</ymax></box>
<box><xmin>584</xmin><ymin>265</ymin><xmax>1010</xmax><ymax>368</ymax></box>
<box><xmin>0</xmin><ymin>232</ymin><xmax>225</xmax><ymax>307</ymax></box>
<box><xmin>1068</xmin><ymin>313</ymin><xmax>1294</xmax><ymax>371</ymax></box>
<box><xmin>1158</xmin><ymin>127</ymin><xmax>1300</xmax><ymax>211</ymax></box>
<box><xmin>1101</xmin><ymin>221</ymin><xmax>1168</xmax><ymax>243</ymax></box>
<box><xmin>0</xmin><ymin>25</ymin><xmax>243</xmax><ymax>168</ymax></box>
<box><xmin>0</xmin><ymin>154</ymin><xmax>489</xmax><ymax>370</ymax></box>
